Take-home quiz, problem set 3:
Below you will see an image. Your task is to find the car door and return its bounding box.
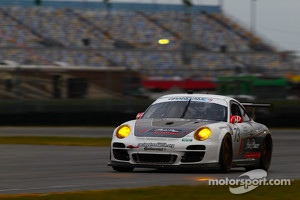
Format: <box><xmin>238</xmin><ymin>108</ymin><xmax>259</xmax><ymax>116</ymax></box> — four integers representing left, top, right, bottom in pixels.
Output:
<box><xmin>230</xmin><ymin>101</ymin><xmax>254</xmax><ymax>159</ymax></box>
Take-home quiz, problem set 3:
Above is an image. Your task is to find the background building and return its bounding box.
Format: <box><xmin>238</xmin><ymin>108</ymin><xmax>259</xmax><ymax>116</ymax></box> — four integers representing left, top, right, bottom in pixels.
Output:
<box><xmin>0</xmin><ymin>0</ymin><xmax>298</xmax><ymax>126</ymax></box>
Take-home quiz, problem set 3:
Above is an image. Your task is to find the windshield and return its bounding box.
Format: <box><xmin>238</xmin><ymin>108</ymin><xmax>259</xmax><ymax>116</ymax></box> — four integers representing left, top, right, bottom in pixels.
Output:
<box><xmin>142</xmin><ymin>100</ymin><xmax>227</xmax><ymax>121</ymax></box>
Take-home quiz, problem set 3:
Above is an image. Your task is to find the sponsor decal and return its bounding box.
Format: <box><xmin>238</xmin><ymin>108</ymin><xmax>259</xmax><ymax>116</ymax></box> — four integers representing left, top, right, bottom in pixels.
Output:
<box><xmin>138</xmin><ymin>142</ymin><xmax>175</xmax><ymax>151</ymax></box>
<box><xmin>239</xmin><ymin>138</ymin><xmax>260</xmax><ymax>155</ymax></box>
<box><xmin>153</xmin><ymin>128</ymin><xmax>180</xmax><ymax>135</ymax></box>
<box><xmin>167</xmin><ymin>97</ymin><xmax>213</xmax><ymax>102</ymax></box>
<box><xmin>245</xmin><ymin>138</ymin><xmax>260</xmax><ymax>150</ymax></box>
<box><xmin>230</xmin><ymin>115</ymin><xmax>242</xmax><ymax>123</ymax></box>
<box><xmin>168</xmin><ymin>97</ymin><xmax>191</xmax><ymax>101</ymax></box>
<box><xmin>182</xmin><ymin>138</ymin><xmax>193</xmax><ymax>142</ymax></box>
<box><xmin>244</xmin><ymin>152</ymin><xmax>261</xmax><ymax>159</ymax></box>
<box><xmin>229</xmin><ymin>125</ymin><xmax>234</xmax><ymax>135</ymax></box>
<box><xmin>135</xmin><ymin>127</ymin><xmax>189</xmax><ymax>138</ymax></box>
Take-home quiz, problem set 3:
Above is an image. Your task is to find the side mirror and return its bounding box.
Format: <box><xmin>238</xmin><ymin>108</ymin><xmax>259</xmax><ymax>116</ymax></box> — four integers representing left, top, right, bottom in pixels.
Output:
<box><xmin>230</xmin><ymin>115</ymin><xmax>243</xmax><ymax>123</ymax></box>
<box><xmin>136</xmin><ymin>112</ymin><xmax>144</xmax><ymax>119</ymax></box>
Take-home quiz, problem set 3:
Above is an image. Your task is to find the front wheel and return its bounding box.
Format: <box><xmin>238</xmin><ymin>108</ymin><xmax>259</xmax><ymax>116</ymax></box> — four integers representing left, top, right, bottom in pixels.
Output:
<box><xmin>219</xmin><ymin>134</ymin><xmax>233</xmax><ymax>173</ymax></box>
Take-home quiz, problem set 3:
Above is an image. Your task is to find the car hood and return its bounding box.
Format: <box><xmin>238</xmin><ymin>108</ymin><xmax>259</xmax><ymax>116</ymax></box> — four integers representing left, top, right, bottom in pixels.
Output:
<box><xmin>134</xmin><ymin>118</ymin><xmax>214</xmax><ymax>138</ymax></box>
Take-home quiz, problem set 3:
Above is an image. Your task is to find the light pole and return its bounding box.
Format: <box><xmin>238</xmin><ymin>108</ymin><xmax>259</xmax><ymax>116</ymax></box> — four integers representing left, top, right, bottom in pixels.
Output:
<box><xmin>250</xmin><ymin>0</ymin><xmax>257</xmax><ymax>73</ymax></box>
<box><xmin>219</xmin><ymin>0</ymin><xmax>223</xmax><ymax>13</ymax></box>
<box><xmin>181</xmin><ymin>0</ymin><xmax>194</xmax><ymax>66</ymax></box>
<box><xmin>250</xmin><ymin>0</ymin><xmax>257</xmax><ymax>36</ymax></box>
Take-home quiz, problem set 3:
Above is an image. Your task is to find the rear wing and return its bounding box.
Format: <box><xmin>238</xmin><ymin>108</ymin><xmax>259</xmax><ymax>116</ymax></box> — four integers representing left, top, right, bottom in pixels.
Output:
<box><xmin>241</xmin><ymin>103</ymin><xmax>272</xmax><ymax>120</ymax></box>
<box><xmin>241</xmin><ymin>103</ymin><xmax>272</xmax><ymax>108</ymax></box>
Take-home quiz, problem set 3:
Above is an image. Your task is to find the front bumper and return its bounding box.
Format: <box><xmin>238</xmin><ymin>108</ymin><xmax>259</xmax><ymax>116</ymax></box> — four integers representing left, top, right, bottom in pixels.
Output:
<box><xmin>108</xmin><ymin>140</ymin><xmax>220</xmax><ymax>170</ymax></box>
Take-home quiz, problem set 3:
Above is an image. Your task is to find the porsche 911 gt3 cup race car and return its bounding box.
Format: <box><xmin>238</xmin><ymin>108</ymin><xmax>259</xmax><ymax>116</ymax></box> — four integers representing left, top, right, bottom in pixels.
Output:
<box><xmin>108</xmin><ymin>93</ymin><xmax>273</xmax><ymax>173</ymax></box>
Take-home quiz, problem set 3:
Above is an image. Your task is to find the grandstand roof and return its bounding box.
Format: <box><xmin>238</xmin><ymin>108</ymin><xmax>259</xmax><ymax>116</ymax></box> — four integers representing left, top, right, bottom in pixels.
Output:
<box><xmin>0</xmin><ymin>0</ymin><xmax>220</xmax><ymax>13</ymax></box>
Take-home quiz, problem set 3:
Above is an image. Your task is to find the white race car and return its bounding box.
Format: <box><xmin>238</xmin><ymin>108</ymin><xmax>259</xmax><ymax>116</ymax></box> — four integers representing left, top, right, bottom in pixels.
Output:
<box><xmin>108</xmin><ymin>93</ymin><xmax>272</xmax><ymax>173</ymax></box>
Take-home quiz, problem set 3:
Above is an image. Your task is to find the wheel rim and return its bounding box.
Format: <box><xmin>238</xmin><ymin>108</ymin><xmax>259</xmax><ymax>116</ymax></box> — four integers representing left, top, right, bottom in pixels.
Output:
<box><xmin>262</xmin><ymin>138</ymin><xmax>271</xmax><ymax>166</ymax></box>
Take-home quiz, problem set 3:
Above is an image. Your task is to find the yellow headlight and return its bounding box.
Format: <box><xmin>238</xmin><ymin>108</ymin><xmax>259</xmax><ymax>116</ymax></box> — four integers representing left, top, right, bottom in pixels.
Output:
<box><xmin>116</xmin><ymin>125</ymin><xmax>131</xmax><ymax>139</ymax></box>
<box><xmin>194</xmin><ymin>127</ymin><xmax>211</xmax><ymax>141</ymax></box>
<box><xmin>158</xmin><ymin>39</ymin><xmax>170</xmax><ymax>45</ymax></box>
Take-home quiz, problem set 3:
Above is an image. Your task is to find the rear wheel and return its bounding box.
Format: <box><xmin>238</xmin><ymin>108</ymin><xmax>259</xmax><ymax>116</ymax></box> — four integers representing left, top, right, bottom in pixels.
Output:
<box><xmin>219</xmin><ymin>134</ymin><xmax>233</xmax><ymax>173</ymax></box>
<box><xmin>112</xmin><ymin>166</ymin><xmax>134</xmax><ymax>172</ymax></box>
<box><xmin>259</xmin><ymin>134</ymin><xmax>273</xmax><ymax>171</ymax></box>
<box><xmin>245</xmin><ymin>134</ymin><xmax>272</xmax><ymax>171</ymax></box>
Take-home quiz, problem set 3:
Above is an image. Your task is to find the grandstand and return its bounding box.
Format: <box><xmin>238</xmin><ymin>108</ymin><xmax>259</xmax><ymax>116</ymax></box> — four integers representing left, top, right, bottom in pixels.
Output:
<box><xmin>0</xmin><ymin>0</ymin><xmax>296</xmax><ymax>100</ymax></box>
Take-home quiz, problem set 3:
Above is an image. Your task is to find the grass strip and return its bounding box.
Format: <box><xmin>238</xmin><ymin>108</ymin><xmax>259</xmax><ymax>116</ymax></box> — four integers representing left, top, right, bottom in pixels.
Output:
<box><xmin>0</xmin><ymin>136</ymin><xmax>111</xmax><ymax>146</ymax></box>
<box><xmin>0</xmin><ymin>181</ymin><xmax>299</xmax><ymax>200</ymax></box>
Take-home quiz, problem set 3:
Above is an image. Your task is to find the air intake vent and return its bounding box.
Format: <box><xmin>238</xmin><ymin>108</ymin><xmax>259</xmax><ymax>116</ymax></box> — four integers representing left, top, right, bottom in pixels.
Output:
<box><xmin>186</xmin><ymin>145</ymin><xmax>206</xmax><ymax>150</ymax></box>
<box><xmin>113</xmin><ymin>142</ymin><xmax>126</xmax><ymax>148</ymax></box>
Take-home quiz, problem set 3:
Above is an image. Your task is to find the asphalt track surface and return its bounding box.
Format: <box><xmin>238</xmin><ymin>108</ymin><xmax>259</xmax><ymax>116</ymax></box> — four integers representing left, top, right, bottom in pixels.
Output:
<box><xmin>0</xmin><ymin>127</ymin><xmax>299</xmax><ymax>194</ymax></box>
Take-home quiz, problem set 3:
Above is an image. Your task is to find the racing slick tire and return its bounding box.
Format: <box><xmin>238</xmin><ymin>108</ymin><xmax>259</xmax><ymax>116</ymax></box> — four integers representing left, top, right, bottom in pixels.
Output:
<box><xmin>112</xmin><ymin>166</ymin><xmax>134</xmax><ymax>172</ymax></box>
<box><xmin>245</xmin><ymin>134</ymin><xmax>272</xmax><ymax>171</ymax></box>
<box><xmin>259</xmin><ymin>134</ymin><xmax>273</xmax><ymax>171</ymax></box>
<box><xmin>219</xmin><ymin>133</ymin><xmax>233</xmax><ymax>173</ymax></box>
